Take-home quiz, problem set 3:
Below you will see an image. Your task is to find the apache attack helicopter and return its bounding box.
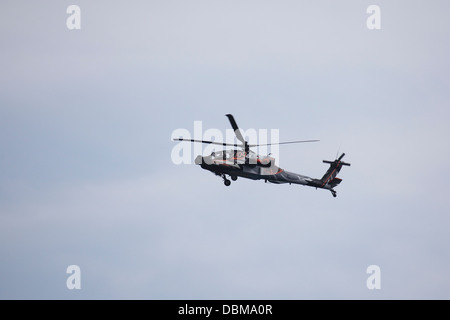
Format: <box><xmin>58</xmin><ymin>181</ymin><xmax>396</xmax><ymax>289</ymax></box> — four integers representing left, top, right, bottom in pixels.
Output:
<box><xmin>173</xmin><ymin>114</ymin><xmax>350</xmax><ymax>197</ymax></box>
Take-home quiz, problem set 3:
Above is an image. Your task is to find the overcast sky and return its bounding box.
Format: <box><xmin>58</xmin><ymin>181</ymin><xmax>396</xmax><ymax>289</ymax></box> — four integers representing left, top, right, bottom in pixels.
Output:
<box><xmin>1</xmin><ymin>0</ymin><xmax>449</xmax><ymax>299</ymax></box>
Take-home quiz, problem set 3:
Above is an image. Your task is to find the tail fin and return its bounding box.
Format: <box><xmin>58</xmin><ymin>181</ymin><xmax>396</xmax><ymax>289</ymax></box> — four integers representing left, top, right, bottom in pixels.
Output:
<box><xmin>320</xmin><ymin>153</ymin><xmax>350</xmax><ymax>187</ymax></box>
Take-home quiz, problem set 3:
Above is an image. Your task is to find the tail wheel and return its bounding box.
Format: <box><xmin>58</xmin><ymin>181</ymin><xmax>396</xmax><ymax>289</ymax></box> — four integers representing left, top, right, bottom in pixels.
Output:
<box><xmin>224</xmin><ymin>179</ymin><xmax>231</xmax><ymax>186</ymax></box>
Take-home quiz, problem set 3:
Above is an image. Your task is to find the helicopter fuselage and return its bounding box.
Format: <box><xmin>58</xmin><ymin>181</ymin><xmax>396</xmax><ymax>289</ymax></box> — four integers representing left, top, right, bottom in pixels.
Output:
<box><xmin>194</xmin><ymin>150</ymin><xmax>333</xmax><ymax>191</ymax></box>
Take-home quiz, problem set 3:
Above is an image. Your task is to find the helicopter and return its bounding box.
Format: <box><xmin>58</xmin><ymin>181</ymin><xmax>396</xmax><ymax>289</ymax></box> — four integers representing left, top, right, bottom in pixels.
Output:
<box><xmin>173</xmin><ymin>114</ymin><xmax>350</xmax><ymax>197</ymax></box>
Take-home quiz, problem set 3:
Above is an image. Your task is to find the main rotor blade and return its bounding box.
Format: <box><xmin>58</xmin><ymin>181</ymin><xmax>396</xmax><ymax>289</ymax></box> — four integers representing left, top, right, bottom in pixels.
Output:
<box><xmin>247</xmin><ymin>139</ymin><xmax>320</xmax><ymax>147</ymax></box>
<box><xmin>225</xmin><ymin>114</ymin><xmax>246</xmax><ymax>145</ymax></box>
<box><xmin>173</xmin><ymin>138</ymin><xmax>241</xmax><ymax>147</ymax></box>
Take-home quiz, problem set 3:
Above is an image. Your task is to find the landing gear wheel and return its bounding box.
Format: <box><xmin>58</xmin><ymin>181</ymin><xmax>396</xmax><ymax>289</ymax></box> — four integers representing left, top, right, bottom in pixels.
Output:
<box><xmin>231</xmin><ymin>176</ymin><xmax>237</xmax><ymax>181</ymax></box>
<box><xmin>224</xmin><ymin>179</ymin><xmax>231</xmax><ymax>186</ymax></box>
<box><xmin>331</xmin><ymin>190</ymin><xmax>337</xmax><ymax>198</ymax></box>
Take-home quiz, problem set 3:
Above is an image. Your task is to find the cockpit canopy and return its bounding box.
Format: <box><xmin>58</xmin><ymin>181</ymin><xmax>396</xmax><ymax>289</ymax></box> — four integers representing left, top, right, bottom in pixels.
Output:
<box><xmin>211</xmin><ymin>149</ymin><xmax>255</xmax><ymax>160</ymax></box>
<box><xmin>211</xmin><ymin>150</ymin><xmax>230</xmax><ymax>159</ymax></box>
<box><xmin>211</xmin><ymin>150</ymin><xmax>238</xmax><ymax>159</ymax></box>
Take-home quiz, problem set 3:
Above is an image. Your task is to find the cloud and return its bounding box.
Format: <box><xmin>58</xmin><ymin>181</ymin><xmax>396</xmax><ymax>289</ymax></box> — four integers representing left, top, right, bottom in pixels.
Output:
<box><xmin>1</xmin><ymin>0</ymin><xmax>450</xmax><ymax>299</ymax></box>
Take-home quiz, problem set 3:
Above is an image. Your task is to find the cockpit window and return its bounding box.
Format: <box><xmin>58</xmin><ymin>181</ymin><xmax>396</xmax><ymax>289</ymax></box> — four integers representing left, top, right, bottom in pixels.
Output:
<box><xmin>211</xmin><ymin>150</ymin><xmax>234</xmax><ymax>159</ymax></box>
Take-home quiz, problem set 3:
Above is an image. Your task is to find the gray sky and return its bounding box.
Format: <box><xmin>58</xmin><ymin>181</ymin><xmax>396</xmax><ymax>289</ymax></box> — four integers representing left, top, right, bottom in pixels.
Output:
<box><xmin>1</xmin><ymin>0</ymin><xmax>450</xmax><ymax>299</ymax></box>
